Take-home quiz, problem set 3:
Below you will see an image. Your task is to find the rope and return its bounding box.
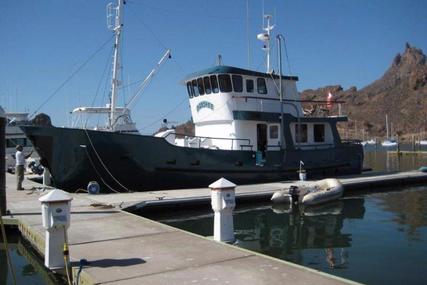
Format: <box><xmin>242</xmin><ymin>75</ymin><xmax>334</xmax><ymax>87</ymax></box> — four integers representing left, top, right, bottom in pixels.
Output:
<box><xmin>84</xmin><ymin>45</ymin><xmax>115</xmax><ymax>128</ymax></box>
<box><xmin>83</xmin><ymin>145</ymin><xmax>121</xmax><ymax>193</ymax></box>
<box><xmin>90</xmin><ymin>45</ymin><xmax>115</xmax><ymax>109</ymax></box>
<box><xmin>84</xmin><ymin>129</ymin><xmax>131</xmax><ymax>192</ymax></box>
<box><xmin>30</xmin><ymin>35</ymin><xmax>114</xmax><ymax>119</ymax></box>
<box><xmin>141</xmin><ymin>97</ymin><xmax>188</xmax><ymax>131</ymax></box>
<box><xmin>0</xmin><ymin>205</ymin><xmax>17</xmax><ymax>285</ymax></box>
<box><xmin>283</xmin><ymin>37</ymin><xmax>293</xmax><ymax>75</ymax></box>
<box><xmin>62</xmin><ymin>229</ymin><xmax>72</xmax><ymax>285</ymax></box>
<box><xmin>127</xmin><ymin>8</ymin><xmax>187</xmax><ymax>75</ymax></box>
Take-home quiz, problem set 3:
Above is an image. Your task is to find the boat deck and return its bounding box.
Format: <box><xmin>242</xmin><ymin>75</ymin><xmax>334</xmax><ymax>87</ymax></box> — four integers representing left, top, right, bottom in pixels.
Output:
<box><xmin>3</xmin><ymin>170</ymin><xmax>427</xmax><ymax>284</ymax></box>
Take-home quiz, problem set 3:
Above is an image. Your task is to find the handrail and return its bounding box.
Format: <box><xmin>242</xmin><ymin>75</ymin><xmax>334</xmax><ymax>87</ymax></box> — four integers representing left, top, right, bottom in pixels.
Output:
<box><xmin>342</xmin><ymin>139</ymin><xmax>362</xmax><ymax>144</ymax></box>
<box><xmin>232</xmin><ymin>95</ymin><xmax>345</xmax><ymax>104</ymax></box>
<box><xmin>163</xmin><ymin>132</ymin><xmax>252</xmax><ymax>148</ymax></box>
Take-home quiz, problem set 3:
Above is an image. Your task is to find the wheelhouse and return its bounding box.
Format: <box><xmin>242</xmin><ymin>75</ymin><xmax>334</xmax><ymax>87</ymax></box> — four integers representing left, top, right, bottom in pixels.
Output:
<box><xmin>159</xmin><ymin>65</ymin><xmax>347</xmax><ymax>154</ymax></box>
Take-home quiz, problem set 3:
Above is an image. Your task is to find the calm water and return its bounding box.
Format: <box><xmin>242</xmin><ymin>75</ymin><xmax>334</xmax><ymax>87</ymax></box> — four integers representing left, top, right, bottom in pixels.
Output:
<box><xmin>158</xmin><ymin>186</ymin><xmax>427</xmax><ymax>285</ymax></box>
<box><xmin>0</xmin><ymin>230</ymin><xmax>61</xmax><ymax>285</ymax></box>
<box><xmin>363</xmin><ymin>144</ymin><xmax>427</xmax><ymax>172</ymax></box>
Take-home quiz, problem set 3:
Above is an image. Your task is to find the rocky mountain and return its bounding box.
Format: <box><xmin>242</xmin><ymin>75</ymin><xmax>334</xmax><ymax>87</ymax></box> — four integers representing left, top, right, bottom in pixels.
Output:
<box><xmin>301</xmin><ymin>43</ymin><xmax>427</xmax><ymax>140</ymax></box>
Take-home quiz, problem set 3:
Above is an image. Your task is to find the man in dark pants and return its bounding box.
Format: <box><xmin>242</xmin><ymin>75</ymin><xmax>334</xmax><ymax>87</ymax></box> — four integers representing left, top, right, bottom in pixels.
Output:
<box><xmin>14</xmin><ymin>145</ymin><xmax>32</xmax><ymax>190</ymax></box>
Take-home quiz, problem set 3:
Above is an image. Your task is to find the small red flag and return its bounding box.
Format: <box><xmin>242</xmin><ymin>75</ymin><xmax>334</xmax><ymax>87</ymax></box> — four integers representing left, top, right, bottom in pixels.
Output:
<box><xmin>326</xmin><ymin>92</ymin><xmax>334</xmax><ymax>109</ymax></box>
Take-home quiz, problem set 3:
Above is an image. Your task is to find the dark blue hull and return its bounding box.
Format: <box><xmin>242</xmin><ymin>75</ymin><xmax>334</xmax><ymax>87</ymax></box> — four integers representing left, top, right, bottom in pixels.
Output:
<box><xmin>22</xmin><ymin>126</ymin><xmax>363</xmax><ymax>192</ymax></box>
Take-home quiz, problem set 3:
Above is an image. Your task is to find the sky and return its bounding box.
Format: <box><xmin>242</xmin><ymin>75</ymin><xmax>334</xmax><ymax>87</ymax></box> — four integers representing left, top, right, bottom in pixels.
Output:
<box><xmin>1</xmin><ymin>0</ymin><xmax>426</xmax><ymax>134</ymax></box>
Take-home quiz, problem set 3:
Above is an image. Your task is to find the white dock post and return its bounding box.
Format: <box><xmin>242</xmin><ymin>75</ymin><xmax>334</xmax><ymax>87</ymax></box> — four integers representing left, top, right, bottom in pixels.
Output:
<box><xmin>209</xmin><ymin>178</ymin><xmax>236</xmax><ymax>243</ymax></box>
<box><xmin>39</xmin><ymin>189</ymin><xmax>72</xmax><ymax>270</ymax></box>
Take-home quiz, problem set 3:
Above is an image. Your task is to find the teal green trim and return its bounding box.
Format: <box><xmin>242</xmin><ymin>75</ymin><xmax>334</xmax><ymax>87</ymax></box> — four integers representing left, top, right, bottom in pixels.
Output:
<box><xmin>183</xmin><ymin>65</ymin><xmax>299</xmax><ymax>82</ymax></box>
<box><xmin>233</xmin><ymin>111</ymin><xmax>348</xmax><ymax>123</ymax></box>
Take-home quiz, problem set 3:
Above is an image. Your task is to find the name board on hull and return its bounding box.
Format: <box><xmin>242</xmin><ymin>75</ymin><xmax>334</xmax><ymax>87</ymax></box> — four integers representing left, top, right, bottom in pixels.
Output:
<box><xmin>196</xmin><ymin>101</ymin><xmax>214</xmax><ymax>112</ymax></box>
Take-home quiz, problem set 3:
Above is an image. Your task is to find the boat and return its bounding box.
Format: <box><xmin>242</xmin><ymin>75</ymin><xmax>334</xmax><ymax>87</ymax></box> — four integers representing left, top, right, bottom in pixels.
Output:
<box><xmin>271</xmin><ymin>178</ymin><xmax>344</xmax><ymax>206</ymax></box>
<box><xmin>361</xmin><ymin>139</ymin><xmax>376</xmax><ymax>146</ymax></box>
<box><xmin>360</xmin><ymin>130</ymin><xmax>375</xmax><ymax>146</ymax></box>
<box><xmin>5</xmin><ymin>112</ymin><xmax>41</xmax><ymax>173</ymax></box>
<box><xmin>381</xmin><ymin>139</ymin><xmax>397</xmax><ymax>147</ymax></box>
<box><xmin>416</xmin><ymin>139</ymin><xmax>427</xmax><ymax>145</ymax></box>
<box><xmin>21</xmin><ymin>1</ymin><xmax>364</xmax><ymax>193</ymax></box>
<box><xmin>381</xmin><ymin>114</ymin><xmax>398</xmax><ymax>147</ymax></box>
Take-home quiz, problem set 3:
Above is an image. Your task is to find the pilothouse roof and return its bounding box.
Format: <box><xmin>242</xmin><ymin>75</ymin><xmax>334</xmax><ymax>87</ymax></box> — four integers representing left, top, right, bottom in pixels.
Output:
<box><xmin>183</xmin><ymin>65</ymin><xmax>298</xmax><ymax>82</ymax></box>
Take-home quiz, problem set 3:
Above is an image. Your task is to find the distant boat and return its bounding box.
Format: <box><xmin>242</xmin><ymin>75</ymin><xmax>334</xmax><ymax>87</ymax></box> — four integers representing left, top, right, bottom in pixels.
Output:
<box><xmin>361</xmin><ymin>139</ymin><xmax>376</xmax><ymax>146</ymax></box>
<box><xmin>416</xmin><ymin>139</ymin><xmax>427</xmax><ymax>145</ymax></box>
<box><xmin>5</xmin><ymin>112</ymin><xmax>39</xmax><ymax>171</ymax></box>
<box><xmin>382</xmin><ymin>114</ymin><xmax>398</xmax><ymax>147</ymax></box>
<box><xmin>382</xmin><ymin>139</ymin><xmax>398</xmax><ymax>147</ymax></box>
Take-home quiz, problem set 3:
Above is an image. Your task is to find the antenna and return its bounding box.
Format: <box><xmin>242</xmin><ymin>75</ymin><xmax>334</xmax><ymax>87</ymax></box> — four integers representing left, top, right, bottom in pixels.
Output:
<box><xmin>217</xmin><ymin>54</ymin><xmax>223</xmax><ymax>66</ymax></box>
<box><xmin>257</xmin><ymin>14</ymin><xmax>274</xmax><ymax>73</ymax></box>
<box><xmin>246</xmin><ymin>0</ymin><xmax>251</xmax><ymax>68</ymax></box>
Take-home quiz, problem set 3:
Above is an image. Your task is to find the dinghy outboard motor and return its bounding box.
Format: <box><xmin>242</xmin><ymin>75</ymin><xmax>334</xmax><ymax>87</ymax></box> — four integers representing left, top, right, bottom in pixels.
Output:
<box><xmin>289</xmin><ymin>186</ymin><xmax>299</xmax><ymax>204</ymax></box>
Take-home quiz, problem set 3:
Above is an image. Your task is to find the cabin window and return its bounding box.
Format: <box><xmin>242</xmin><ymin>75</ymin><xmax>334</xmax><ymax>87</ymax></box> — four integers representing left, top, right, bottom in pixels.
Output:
<box><xmin>203</xmin><ymin>76</ymin><xmax>212</xmax><ymax>94</ymax></box>
<box><xmin>186</xmin><ymin>82</ymin><xmax>194</xmax><ymax>98</ymax></box>
<box><xmin>6</xmin><ymin>138</ymin><xmax>27</xmax><ymax>148</ymax></box>
<box><xmin>314</xmin><ymin>124</ymin><xmax>325</xmax><ymax>142</ymax></box>
<box><xmin>210</xmin><ymin>75</ymin><xmax>219</xmax><ymax>93</ymax></box>
<box><xmin>191</xmin><ymin>80</ymin><xmax>199</xmax><ymax>97</ymax></box>
<box><xmin>246</xmin><ymin>79</ymin><xmax>254</xmax><ymax>93</ymax></box>
<box><xmin>295</xmin><ymin>124</ymin><xmax>308</xmax><ymax>143</ymax></box>
<box><xmin>197</xmin><ymin>78</ymin><xmax>205</xmax><ymax>95</ymax></box>
<box><xmin>269</xmin><ymin>125</ymin><xmax>278</xmax><ymax>139</ymax></box>
<box><xmin>218</xmin><ymin>74</ymin><xmax>232</xmax><ymax>92</ymax></box>
<box><xmin>257</xmin><ymin>78</ymin><xmax>267</xmax><ymax>94</ymax></box>
<box><xmin>232</xmin><ymin>75</ymin><xmax>243</xmax><ymax>92</ymax></box>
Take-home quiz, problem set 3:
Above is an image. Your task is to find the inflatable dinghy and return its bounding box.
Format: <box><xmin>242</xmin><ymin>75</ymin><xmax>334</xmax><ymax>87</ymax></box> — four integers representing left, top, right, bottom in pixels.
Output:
<box><xmin>271</xmin><ymin>178</ymin><xmax>344</xmax><ymax>206</ymax></box>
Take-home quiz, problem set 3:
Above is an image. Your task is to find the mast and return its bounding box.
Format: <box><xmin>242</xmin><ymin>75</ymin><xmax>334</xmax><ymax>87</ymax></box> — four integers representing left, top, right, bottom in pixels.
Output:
<box><xmin>257</xmin><ymin>14</ymin><xmax>274</xmax><ymax>73</ymax></box>
<box><xmin>385</xmin><ymin>114</ymin><xmax>389</xmax><ymax>139</ymax></box>
<box><xmin>277</xmin><ymin>35</ymin><xmax>284</xmax><ymax>150</ymax></box>
<box><xmin>107</xmin><ymin>0</ymin><xmax>123</xmax><ymax>130</ymax></box>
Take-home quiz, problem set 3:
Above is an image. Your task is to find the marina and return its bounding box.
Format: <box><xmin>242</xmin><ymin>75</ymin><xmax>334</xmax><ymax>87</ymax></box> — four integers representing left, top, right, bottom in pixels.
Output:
<box><xmin>2</xmin><ymin>166</ymin><xmax>427</xmax><ymax>284</ymax></box>
<box><xmin>2</xmin><ymin>1</ymin><xmax>427</xmax><ymax>284</ymax></box>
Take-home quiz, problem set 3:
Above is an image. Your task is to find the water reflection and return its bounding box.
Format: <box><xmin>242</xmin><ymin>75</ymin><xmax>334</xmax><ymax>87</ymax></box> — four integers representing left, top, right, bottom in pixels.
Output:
<box><xmin>363</xmin><ymin>145</ymin><xmax>427</xmax><ymax>172</ymax></box>
<box><xmin>234</xmin><ymin>199</ymin><xmax>365</xmax><ymax>266</ymax></box>
<box><xmin>0</xmin><ymin>230</ymin><xmax>61</xmax><ymax>285</ymax></box>
<box><xmin>373</xmin><ymin>187</ymin><xmax>427</xmax><ymax>239</ymax></box>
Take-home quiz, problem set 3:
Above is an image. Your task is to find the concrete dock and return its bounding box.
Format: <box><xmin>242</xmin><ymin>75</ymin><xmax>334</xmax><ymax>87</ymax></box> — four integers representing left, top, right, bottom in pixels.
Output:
<box><xmin>3</xmin><ymin>170</ymin><xmax>427</xmax><ymax>284</ymax></box>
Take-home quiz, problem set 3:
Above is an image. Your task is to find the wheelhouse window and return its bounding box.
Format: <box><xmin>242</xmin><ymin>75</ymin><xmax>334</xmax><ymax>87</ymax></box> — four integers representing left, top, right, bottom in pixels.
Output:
<box><xmin>246</xmin><ymin>79</ymin><xmax>254</xmax><ymax>93</ymax></box>
<box><xmin>257</xmin><ymin>78</ymin><xmax>267</xmax><ymax>94</ymax></box>
<box><xmin>203</xmin><ymin>76</ymin><xmax>212</xmax><ymax>94</ymax></box>
<box><xmin>295</xmin><ymin>124</ymin><xmax>308</xmax><ymax>143</ymax></box>
<box><xmin>218</xmin><ymin>74</ymin><xmax>232</xmax><ymax>93</ymax></box>
<box><xmin>197</xmin><ymin>78</ymin><xmax>205</xmax><ymax>95</ymax></box>
<box><xmin>314</xmin><ymin>124</ymin><xmax>325</xmax><ymax>142</ymax></box>
<box><xmin>191</xmin><ymin>80</ymin><xmax>199</xmax><ymax>97</ymax></box>
<box><xmin>269</xmin><ymin>125</ymin><xmax>278</xmax><ymax>139</ymax></box>
<box><xmin>210</xmin><ymin>75</ymin><xmax>219</xmax><ymax>93</ymax></box>
<box><xmin>186</xmin><ymin>82</ymin><xmax>194</xmax><ymax>98</ymax></box>
<box><xmin>232</xmin><ymin>75</ymin><xmax>243</xmax><ymax>92</ymax></box>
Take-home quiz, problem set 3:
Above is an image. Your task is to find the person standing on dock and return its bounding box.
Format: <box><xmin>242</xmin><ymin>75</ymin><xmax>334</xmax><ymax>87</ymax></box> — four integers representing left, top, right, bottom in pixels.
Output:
<box><xmin>14</xmin><ymin>145</ymin><xmax>32</xmax><ymax>190</ymax></box>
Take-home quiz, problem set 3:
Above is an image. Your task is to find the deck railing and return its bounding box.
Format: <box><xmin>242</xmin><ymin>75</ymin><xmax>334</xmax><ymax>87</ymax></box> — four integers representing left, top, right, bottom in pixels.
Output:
<box><xmin>164</xmin><ymin>132</ymin><xmax>252</xmax><ymax>150</ymax></box>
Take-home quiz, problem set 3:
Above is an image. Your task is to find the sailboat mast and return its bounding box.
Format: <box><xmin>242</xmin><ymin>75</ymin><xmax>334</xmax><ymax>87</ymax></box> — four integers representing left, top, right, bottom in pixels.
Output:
<box><xmin>385</xmin><ymin>114</ymin><xmax>389</xmax><ymax>139</ymax></box>
<box><xmin>108</xmin><ymin>0</ymin><xmax>123</xmax><ymax>130</ymax></box>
